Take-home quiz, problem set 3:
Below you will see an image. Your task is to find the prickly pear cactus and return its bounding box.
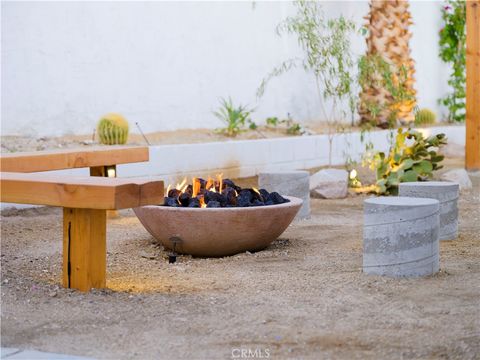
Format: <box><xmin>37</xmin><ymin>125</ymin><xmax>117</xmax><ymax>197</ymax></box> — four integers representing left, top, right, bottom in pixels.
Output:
<box><xmin>414</xmin><ymin>108</ymin><xmax>436</xmax><ymax>126</ymax></box>
<box><xmin>97</xmin><ymin>113</ymin><xmax>129</xmax><ymax>145</ymax></box>
<box><xmin>371</xmin><ymin>128</ymin><xmax>447</xmax><ymax>195</ymax></box>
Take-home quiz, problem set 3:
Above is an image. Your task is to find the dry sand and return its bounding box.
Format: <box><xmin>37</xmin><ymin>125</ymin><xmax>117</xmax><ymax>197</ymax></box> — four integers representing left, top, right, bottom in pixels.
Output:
<box><xmin>1</xmin><ymin>164</ymin><xmax>479</xmax><ymax>359</ymax></box>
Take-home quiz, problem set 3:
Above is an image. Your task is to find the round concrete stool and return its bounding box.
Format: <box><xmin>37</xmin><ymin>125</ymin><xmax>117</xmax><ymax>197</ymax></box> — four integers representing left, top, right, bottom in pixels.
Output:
<box><xmin>363</xmin><ymin>196</ymin><xmax>440</xmax><ymax>277</ymax></box>
<box><xmin>399</xmin><ymin>181</ymin><xmax>459</xmax><ymax>240</ymax></box>
<box><xmin>259</xmin><ymin>171</ymin><xmax>310</xmax><ymax>219</ymax></box>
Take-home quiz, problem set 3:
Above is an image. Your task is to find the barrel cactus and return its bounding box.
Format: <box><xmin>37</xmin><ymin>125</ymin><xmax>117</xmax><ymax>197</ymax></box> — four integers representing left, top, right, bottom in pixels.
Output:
<box><xmin>415</xmin><ymin>108</ymin><xmax>436</xmax><ymax>126</ymax></box>
<box><xmin>97</xmin><ymin>113</ymin><xmax>129</xmax><ymax>145</ymax></box>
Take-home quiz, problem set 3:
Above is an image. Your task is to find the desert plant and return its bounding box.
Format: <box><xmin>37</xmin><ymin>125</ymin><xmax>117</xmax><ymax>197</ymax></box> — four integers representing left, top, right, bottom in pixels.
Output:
<box><xmin>97</xmin><ymin>113</ymin><xmax>129</xmax><ymax>145</ymax></box>
<box><xmin>371</xmin><ymin>128</ymin><xmax>447</xmax><ymax>195</ymax></box>
<box><xmin>359</xmin><ymin>0</ymin><xmax>417</xmax><ymax>127</ymax></box>
<box><xmin>439</xmin><ymin>0</ymin><xmax>466</xmax><ymax>122</ymax></box>
<box><xmin>414</xmin><ymin>108</ymin><xmax>437</xmax><ymax>126</ymax></box>
<box><xmin>213</xmin><ymin>98</ymin><xmax>256</xmax><ymax>137</ymax></box>
<box><xmin>265</xmin><ymin>114</ymin><xmax>304</xmax><ymax>135</ymax></box>
<box><xmin>257</xmin><ymin>0</ymin><xmax>357</xmax><ymax>165</ymax></box>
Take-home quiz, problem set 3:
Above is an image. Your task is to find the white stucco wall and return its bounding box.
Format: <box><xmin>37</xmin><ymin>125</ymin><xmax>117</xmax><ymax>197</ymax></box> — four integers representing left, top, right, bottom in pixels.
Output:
<box><xmin>1</xmin><ymin>1</ymin><xmax>450</xmax><ymax>137</ymax></box>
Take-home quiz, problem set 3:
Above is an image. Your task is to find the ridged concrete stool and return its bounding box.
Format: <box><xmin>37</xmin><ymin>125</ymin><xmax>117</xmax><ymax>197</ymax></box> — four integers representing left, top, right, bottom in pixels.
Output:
<box><xmin>399</xmin><ymin>181</ymin><xmax>459</xmax><ymax>240</ymax></box>
<box><xmin>363</xmin><ymin>197</ymin><xmax>440</xmax><ymax>277</ymax></box>
<box><xmin>259</xmin><ymin>171</ymin><xmax>310</xmax><ymax>219</ymax></box>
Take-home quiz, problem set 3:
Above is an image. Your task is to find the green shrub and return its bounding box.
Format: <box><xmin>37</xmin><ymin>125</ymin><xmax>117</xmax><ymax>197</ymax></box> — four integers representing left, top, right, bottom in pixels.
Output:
<box><xmin>213</xmin><ymin>98</ymin><xmax>256</xmax><ymax>137</ymax></box>
<box><xmin>97</xmin><ymin>113</ymin><xmax>129</xmax><ymax>145</ymax></box>
<box><xmin>265</xmin><ymin>115</ymin><xmax>304</xmax><ymax>135</ymax></box>
<box><xmin>371</xmin><ymin>128</ymin><xmax>447</xmax><ymax>195</ymax></box>
<box><xmin>415</xmin><ymin>108</ymin><xmax>436</xmax><ymax>126</ymax></box>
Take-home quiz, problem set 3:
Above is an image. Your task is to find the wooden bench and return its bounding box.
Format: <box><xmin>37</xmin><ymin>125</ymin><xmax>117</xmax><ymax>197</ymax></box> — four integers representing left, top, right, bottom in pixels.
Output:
<box><xmin>0</xmin><ymin>146</ymin><xmax>164</xmax><ymax>291</ymax></box>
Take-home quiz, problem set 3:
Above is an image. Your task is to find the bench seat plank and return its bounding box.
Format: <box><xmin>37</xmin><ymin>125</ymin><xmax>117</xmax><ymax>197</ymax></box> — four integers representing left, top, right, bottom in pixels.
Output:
<box><xmin>0</xmin><ymin>146</ymin><xmax>148</xmax><ymax>173</ymax></box>
<box><xmin>0</xmin><ymin>172</ymin><xmax>164</xmax><ymax>210</ymax></box>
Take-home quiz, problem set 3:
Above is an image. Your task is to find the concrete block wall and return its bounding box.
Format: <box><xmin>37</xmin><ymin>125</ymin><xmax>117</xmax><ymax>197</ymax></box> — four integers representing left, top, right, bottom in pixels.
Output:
<box><xmin>1</xmin><ymin>125</ymin><xmax>465</xmax><ymax>209</ymax></box>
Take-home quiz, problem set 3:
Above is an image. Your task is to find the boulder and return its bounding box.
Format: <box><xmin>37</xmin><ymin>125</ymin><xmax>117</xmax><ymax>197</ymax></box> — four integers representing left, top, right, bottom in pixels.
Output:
<box><xmin>310</xmin><ymin>168</ymin><xmax>348</xmax><ymax>199</ymax></box>
<box><xmin>440</xmin><ymin>169</ymin><xmax>472</xmax><ymax>190</ymax></box>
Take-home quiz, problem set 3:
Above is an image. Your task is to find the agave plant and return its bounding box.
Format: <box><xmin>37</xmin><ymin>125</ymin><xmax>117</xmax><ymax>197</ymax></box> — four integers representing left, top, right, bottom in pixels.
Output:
<box><xmin>213</xmin><ymin>98</ymin><xmax>255</xmax><ymax>137</ymax></box>
<box><xmin>371</xmin><ymin>128</ymin><xmax>447</xmax><ymax>195</ymax></box>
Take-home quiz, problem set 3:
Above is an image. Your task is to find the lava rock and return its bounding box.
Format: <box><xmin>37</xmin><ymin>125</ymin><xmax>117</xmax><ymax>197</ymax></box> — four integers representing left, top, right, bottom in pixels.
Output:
<box><xmin>249</xmin><ymin>189</ymin><xmax>264</xmax><ymax>202</ymax></box>
<box><xmin>223</xmin><ymin>179</ymin><xmax>235</xmax><ymax>189</ymax></box>
<box><xmin>179</xmin><ymin>192</ymin><xmax>191</xmax><ymax>207</ymax></box>
<box><xmin>206</xmin><ymin>201</ymin><xmax>221</xmax><ymax>208</ymax></box>
<box><xmin>237</xmin><ymin>190</ymin><xmax>253</xmax><ymax>207</ymax></box>
<box><xmin>184</xmin><ymin>184</ymin><xmax>193</xmax><ymax>196</ymax></box>
<box><xmin>222</xmin><ymin>187</ymin><xmax>237</xmax><ymax>206</ymax></box>
<box><xmin>204</xmin><ymin>191</ymin><xmax>227</xmax><ymax>206</ymax></box>
<box><xmin>197</xmin><ymin>178</ymin><xmax>207</xmax><ymax>189</ymax></box>
<box><xmin>164</xmin><ymin>197</ymin><xmax>180</xmax><ymax>207</ymax></box>
<box><xmin>252</xmin><ymin>199</ymin><xmax>265</xmax><ymax>207</ymax></box>
<box><xmin>268</xmin><ymin>192</ymin><xmax>287</xmax><ymax>204</ymax></box>
<box><xmin>259</xmin><ymin>189</ymin><xmax>270</xmax><ymax>200</ymax></box>
<box><xmin>168</xmin><ymin>189</ymin><xmax>182</xmax><ymax>198</ymax></box>
<box><xmin>188</xmin><ymin>198</ymin><xmax>200</xmax><ymax>208</ymax></box>
<box><xmin>223</xmin><ymin>179</ymin><xmax>241</xmax><ymax>192</ymax></box>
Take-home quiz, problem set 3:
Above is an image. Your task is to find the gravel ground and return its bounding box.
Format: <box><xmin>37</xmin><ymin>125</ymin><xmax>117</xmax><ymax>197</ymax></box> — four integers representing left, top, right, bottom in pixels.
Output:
<box><xmin>1</xmin><ymin>167</ymin><xmax>479</xmax><ymax>360</ymax></box>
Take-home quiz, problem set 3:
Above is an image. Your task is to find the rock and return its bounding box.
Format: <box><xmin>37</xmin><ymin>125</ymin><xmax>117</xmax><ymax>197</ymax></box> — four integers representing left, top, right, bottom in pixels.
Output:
<box><xmin>442</xmin><ymin>143</ymin><xmax>464</xmax><ymax>158</ymax></box>
<box><xmin>139</xmin><ymin>251</ymin><xmax>156</xmax><ymax>260</ymax></box>
<box><xmin>440</xmin><ymin>169</ymin><xmax>472</xmax><ymax>190</ymax></box>
<box><xmin>310</xmin><ymin>168</ymin><xmax>348</xmax><ymax>199</ymax></box>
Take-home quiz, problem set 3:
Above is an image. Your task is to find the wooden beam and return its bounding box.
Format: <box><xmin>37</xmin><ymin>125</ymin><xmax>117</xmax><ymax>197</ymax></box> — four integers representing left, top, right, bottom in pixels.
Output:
<box><xmin>466</xmin><ymin>0</ymin><xmax>480</xmax><ymax>170</ymax></box>
<box><xmin>63</xmin><ymin>208</ymin><xmax>107</xmax><ymax>291</ymax></box>
<box><xmin>0</xmin><ymin>172</ymin><xmax>164</xmax><ymax>209</ymax></box>
<box><xmin>0</xmin><ymin>146</ymin><xmax>149</xmax><ymax>173</ymax></box>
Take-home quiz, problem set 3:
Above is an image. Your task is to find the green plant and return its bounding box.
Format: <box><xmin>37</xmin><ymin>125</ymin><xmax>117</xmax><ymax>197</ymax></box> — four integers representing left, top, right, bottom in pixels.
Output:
<box><xmin>257</xmin><ymin>0</ymin><xmax>357</xmax><ymax>165</ymax></box>
<box><xmin>439</xmin><ymin>0</ymin><xmax>466</xmax><ymax>122</ymax></box>
<box><xmin>415</xmin><ymin>108</ymin><xmax>437</xmax><ymax>126</ymax></box>
<box><xmin>371</xmin><ymin>128</ymin><xmax>447</xmax><ymax>195</ymax></box>
<box><xmin>358</xmin><ymin>54</ymin><xmax>415</xmax><ymax>128</ymax></box>
<box><xmin>213</xmin><ymin>98</ymin><xmax>256</xmax><ymax>137</ymax></box>
<box><xmin>286</xmin><ymin>123</ymin><xmax>302</xmax><ymax>135</ymax></box>
<box><xmin>266</xmin><ymin>117</ymin><xmax>280</xmax><ymax>127</ymax></box>
<box><xmin>97</xmin><ymin>113</ymin><xmax>129</xmax><ymax>145</ymax></box>
<box><xmin>265</xmin><ymin>114</ymin><xmax>304</xmax><ymax>135</ymax></box>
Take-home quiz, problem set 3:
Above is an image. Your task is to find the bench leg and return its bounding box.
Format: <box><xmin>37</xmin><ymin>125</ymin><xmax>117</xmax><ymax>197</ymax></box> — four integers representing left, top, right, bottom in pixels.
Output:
<box><xmin>63</xmin><ymin>208</ymin><xmax>107</xmax><ymax>291</ymax></box>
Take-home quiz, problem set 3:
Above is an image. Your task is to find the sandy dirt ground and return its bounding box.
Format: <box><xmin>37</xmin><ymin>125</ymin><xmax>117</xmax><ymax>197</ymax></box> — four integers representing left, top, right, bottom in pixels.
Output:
<box><xmin>1</xmin><ymin>162</ymin><xmax>479</xmax><ymax>359</ymax></box>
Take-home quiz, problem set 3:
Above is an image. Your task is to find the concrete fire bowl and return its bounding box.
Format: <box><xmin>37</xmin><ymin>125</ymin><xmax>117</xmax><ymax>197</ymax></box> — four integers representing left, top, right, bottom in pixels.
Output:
<box><xmin>133</xmin><ymin>196</ymin><xmax>302</xmax><ymax>257</ymax></box>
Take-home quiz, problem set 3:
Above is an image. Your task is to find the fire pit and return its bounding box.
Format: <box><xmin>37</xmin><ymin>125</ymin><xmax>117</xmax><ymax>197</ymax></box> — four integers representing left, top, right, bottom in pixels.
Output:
<box><xmin>133</xmin><ymin>176</ymin><xmax>302</xmax><ymax>257</ymax></box>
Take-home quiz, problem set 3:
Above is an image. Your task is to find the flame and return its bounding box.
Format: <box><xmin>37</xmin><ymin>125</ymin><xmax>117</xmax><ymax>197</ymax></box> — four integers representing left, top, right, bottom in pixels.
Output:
<box><xmin>176</xmin><ymin>177</ymin><xmax>187</xmax><ymax>190</ymax></box>
<box><xmin>205</xmin><ymin>178</ymin><xmax>214</xmax><ymax>191</ymax></box>
<box><xmin>192</xmin><ymin>177</ymin><xmax>201</xmax><ymax>197</ymax></box>
<box><xmin>349</xmin><ymin>169</ymin><xmax>358</xmax><ymax>180</ymax></box>
<box><xmin>252</xmin><ymin>187</ymin><xmax>260</xmax><ymax>195</ymax></box>
<box><xmin>165</xmin><ymin>174</ymin><xmax>225</xmax><ymax>203</ymax></box>
<box><xmin>198</xmin><ymin>195</ymin><xmax>207</xmax><ymax>208</ymax></box>
<box><xmin>217</xmin><ymin>173</ymin><xmax>223</xmax><ymax>192</ymax></box>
